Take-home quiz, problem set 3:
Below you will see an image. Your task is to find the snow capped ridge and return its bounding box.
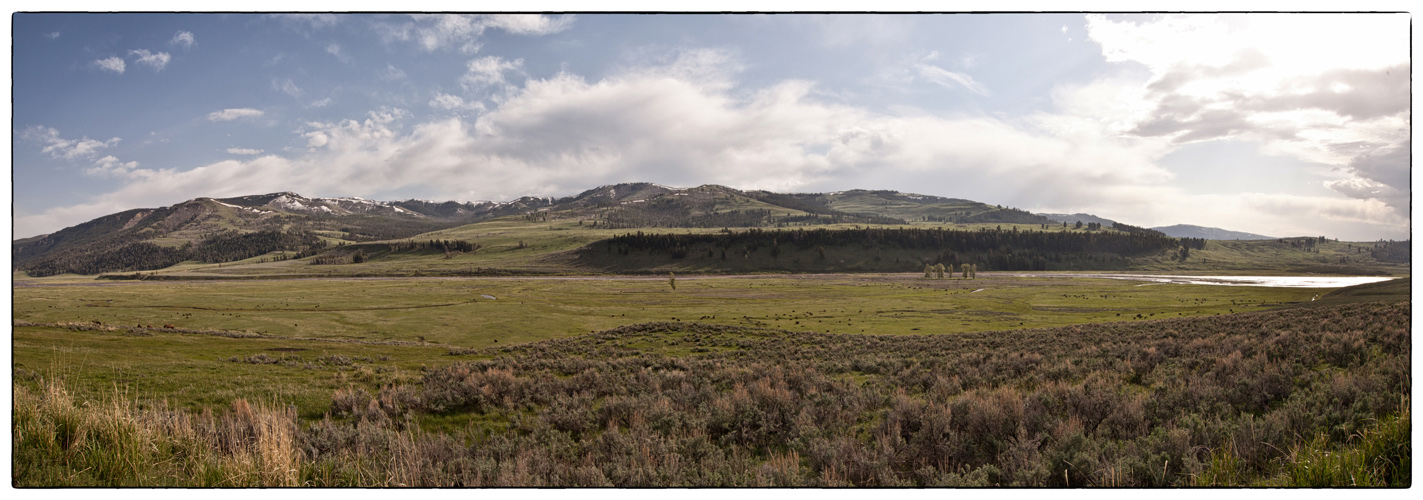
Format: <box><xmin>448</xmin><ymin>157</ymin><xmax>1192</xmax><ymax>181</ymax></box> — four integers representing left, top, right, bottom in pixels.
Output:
<box><xmin>267</xmin><ymin>194</ymin><xmax>311</xmax><ymax>212</ymax></box>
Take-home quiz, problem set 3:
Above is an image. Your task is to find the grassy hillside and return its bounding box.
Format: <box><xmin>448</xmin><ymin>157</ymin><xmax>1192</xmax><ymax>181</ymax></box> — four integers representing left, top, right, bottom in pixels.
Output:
<box><xmin>45</xmin><ymin>214</ymin><xmax>1404</xmax><ymax>280</ymax></box>
<box><xmin>14</xmin><ymin>183</ymin><xmax>1410</xmax><ymax>280</ymax></box>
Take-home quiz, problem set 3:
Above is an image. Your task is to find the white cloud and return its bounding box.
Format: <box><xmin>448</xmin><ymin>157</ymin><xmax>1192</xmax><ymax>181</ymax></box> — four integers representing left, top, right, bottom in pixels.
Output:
<box><xmin>19</xmin><ymin>33</ymin><xmax>1410</xmax><ymax>241</ymax></box>
<box><xmin>226</xmin><ymin>148</ymin><xmax>263</xmax><ymax>155</ymax></box>
<box><xmin>46</xmin><ymin>31</ymin><xmax>60</xmax><ymax>39</ymax></box>
<box><xmin>129</xmin><ymin>49</ymin><xmax>172</xmax><ymax>71</ymax></box>
<box><xmin>461</xmin><ymin>56</ymin><xmax>524</xmax><ymax>90</ymax></box>
<box><xmin>308</xmin><ymin>97</ymin><xmax>333</xmax><ymax>108</ymax></box>
<box><xmin>381</xmin><ymin>64</ymin><xmax>407</xmax><ymax>80</ymax></box>
<box><xmin>376</xmin><ymin>14</ymin><xmax>574</xmax><ymax>53</ymax></box>
<box><xmin>326</xmin><ymin>43</ymin><xmax>352</xmax><ymax>63</ymax></box>
<box><xmin>94</xmin><ymin>56</ymin><xmax>125</xmax><ymax>74</ymax></box>
<box><xmin>1084</xmin><ymin>13</ymin><xmax>1410</xmax><ymax>230</ymax></box>
<box><xmin>915</xmin><ymin>64</ymin><xmax>990</xmax><ymax>96</ymax></box>
<box><xmin>207</xmin><ymin>108</ymin><xmax>265</xmax><ymax>121</ymax></box>
<box><xmin>479</xmin><ymin>14</ymin><xmax>576</xmax><ymax>35</ymax></box>
<box><xmin>429</xmin><ymin>92</ymin><xmax>487</xmax><ymax>113</ymax></box>
<box><xmin>86</xmin><ymin>155</ymin><xmax>140</xmax><ymax>177</ymax></box>
<box><xmin>270</xmin><ymin>14</ymin><xmax>340</xmax><ymax>32</ymax></box>
<box><xmin>274</xmin><ymin>78</ymin><xmax>302</xmax><ymax>97</ymax></box>
<box><xmin>28</xmin><ymin>54</ymin><xmax>1164</xmax><ymax>224</ymax></box>
<box><xmin>169</xmin><ymin>30</ymin><xmax>195</xmax><ymax>48</ymax></box>
<box><xmin>23</xmin><ymin>125</ymin><xmax>122</xmax><ymax>160</ymax></box>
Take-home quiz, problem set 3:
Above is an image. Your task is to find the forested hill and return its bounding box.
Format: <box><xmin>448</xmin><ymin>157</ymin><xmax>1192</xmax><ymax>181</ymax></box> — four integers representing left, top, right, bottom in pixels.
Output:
<box><xmin>12</xmin><ymin>193</ymin><xmax>550</xmax><ymax>276</ymax></box>
<box><xmin>14</xmin><ymin>183</ymin><xmax>1073</xmax><ymax>276</ymax></box>
<box><xmin>578</xmin><ymin>227</ymin><xmax>1201</xmax><ymax>273</ymax></box>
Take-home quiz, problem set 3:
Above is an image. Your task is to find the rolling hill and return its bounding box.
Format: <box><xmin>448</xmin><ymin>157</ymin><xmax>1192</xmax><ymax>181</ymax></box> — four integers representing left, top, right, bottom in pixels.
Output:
<box><xmin>12</xmin><ymin>182</ymin><xmax>1410</xmax><ymax>278</ymax></box>
<box><xmin>14</xmin><ymin>183</ymin><xmax>1066</xmax><ymax>276</ymax></box>
<box><xmin>1151</xmin><ymin>224</ymin><xmax>1274</xmax><ymax>240</ymax></box>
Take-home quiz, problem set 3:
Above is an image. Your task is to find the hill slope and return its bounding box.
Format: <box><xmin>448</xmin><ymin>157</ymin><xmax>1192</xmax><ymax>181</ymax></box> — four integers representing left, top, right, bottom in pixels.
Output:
<box><xmin>1152</xmin><ymin>224</ymin><xmax>1274</xmax><ymax>240</ymax></box>
<box><xmin>16</xmin><ymin>182</ymin><xmax>1409</xmax><ymax>278</ymax></box>
<box><xmin>15</xmin><ymin>183</ymin><xmax>1068</xmax><ymax>276</ymax></box>
<box><xmin>1040</xmin><ymin>213</ymin><xmax>1119</xmax><ymax>226</ymax></box>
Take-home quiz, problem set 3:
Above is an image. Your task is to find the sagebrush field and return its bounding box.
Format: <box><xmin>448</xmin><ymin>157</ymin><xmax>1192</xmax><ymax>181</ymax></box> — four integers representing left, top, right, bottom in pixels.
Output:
<box><xmin>10</xmin><ymin>273</ymin><xmax>1411</xmax><ymax>486</ymax></box>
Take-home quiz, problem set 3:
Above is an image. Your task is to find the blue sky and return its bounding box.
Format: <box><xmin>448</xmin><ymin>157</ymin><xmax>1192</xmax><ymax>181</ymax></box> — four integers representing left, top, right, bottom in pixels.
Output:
<box><xmin>10</xmin><ymin>13</ymin><xmax>1412</xmax><ymax>240</ymax></box>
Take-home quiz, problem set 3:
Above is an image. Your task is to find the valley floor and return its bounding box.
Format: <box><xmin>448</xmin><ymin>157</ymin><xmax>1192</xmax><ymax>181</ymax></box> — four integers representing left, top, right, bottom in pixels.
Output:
<box><xmin>10</xmin><ymin>273</ymin><xmax>1412</xmax><ymax>487</ymax></box>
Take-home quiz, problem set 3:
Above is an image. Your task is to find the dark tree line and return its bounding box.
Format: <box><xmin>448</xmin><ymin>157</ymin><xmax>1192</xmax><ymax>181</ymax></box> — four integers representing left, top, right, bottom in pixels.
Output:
<box><xmin>598</xmin><ymin>227</ymin><xmax>1187</xmax><ymax>271</ymax></box>
<box><xmin>1110</xmin><ymin>222</ymin><xmax>1167</xmax><ymax>237</ymax></box>
<box><xmin>187</xmin><ymin>230</ymin><xmax>327</xmax><ymax>263</ymax></box>
<box><xmin>1179</xmin><ymin>237</ymin><xmax>1207</xmax><ymax>250</ymax></box>
<box><xmin>385</xmin><ymin>239</ymin><xmax>479</xmax><ymax>254</ymax></box>
<box><xmin>20</xmin><ymin>230</ymin><xmax>328</xmax><ymax>276</ymax></box>
<box><xmin>1369</xmin><ymin>239</ymin><xmax>1410</xmax><ymax>263</ymax></box>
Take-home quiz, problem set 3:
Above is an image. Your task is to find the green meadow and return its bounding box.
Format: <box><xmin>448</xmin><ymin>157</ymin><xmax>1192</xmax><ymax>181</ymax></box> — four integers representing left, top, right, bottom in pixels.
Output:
<box><xmin>15</xmin><ymin>273</ymin><xmax>1331</xmax><ymax>415</ymax></box>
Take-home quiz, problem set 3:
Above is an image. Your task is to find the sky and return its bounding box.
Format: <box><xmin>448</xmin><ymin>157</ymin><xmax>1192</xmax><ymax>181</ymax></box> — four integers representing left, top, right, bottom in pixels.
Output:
<box><xmin>9</xmin><ymin>12</ymin><xmax>1413</xmax><ymax>241</ymax></box>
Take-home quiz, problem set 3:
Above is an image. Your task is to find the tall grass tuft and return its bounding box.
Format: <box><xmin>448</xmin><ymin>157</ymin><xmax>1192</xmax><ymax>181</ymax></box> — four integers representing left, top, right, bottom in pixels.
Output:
<box><xmin>12</xmin><ymin>379</ymin><xmax>304</xmax><ymax>487</ymax></box>
<box><xmin>1276</xmin><ymin>397</ymin><xmax>1410</xmax><ymax>487</ymax></box>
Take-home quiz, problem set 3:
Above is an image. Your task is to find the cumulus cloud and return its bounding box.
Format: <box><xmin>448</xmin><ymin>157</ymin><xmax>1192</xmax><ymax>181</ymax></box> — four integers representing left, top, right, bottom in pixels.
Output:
<box><xmin>429</xmin><ymin>92</ymin><xmax>487</xmax><ymax>113</ymax></box>
<box><xmin>207</xmin><ymin>108</ymin><xmax>265</xmax><ymax>121</ymax></box>
<box><xmin>87</xmin><ymin>155</ymin><xmax>140</xmax><ymax>177</ymax></box>
<box><xmin>375</xmin><ymin>14</ymin><xmax>574</xmax><ymax>53</ymax></box>
<box><xmin>18</xmin><ymin>33</ymin><xmax>1410</xmax><ymax>241</ymax></box>
<box><xmin>169</xmin><ymin>30</ymin><xmax>195</xmax><ymax>48</ymax></box>
<box><xmin>26</xmin><ymin>53</ymin><xmax>1171</xmax><ymax>230</ymax></box>
<box><xmin>23</xmin><ymin>125</ymin><xmax>121</xmax><ymax>160</ymax></box>
<box><xmin>94</xmin><ymin>56</ymin><xmax>125</xmax><ymax>74</ymax></box>
<box><xmin>226</xmin><ymin>148</ymin><xmax>263</xmax><ymax>155</ymax></box>
<box><xmin>129</xmin><ymin>49</ymin><xmax>171</xmax><ymax>71</ymax></box>
<box><xmin>461</xmin><ymin>56</ymin><xmax>524</xmax><ymax>91</ymax></box>
<box><xmin>1085</xmin><ymin>13</ymin><xmax>1410</xmax><ymax>228</ymax></box>
<box><xmin>480</xmin><ymin>14</ymin><xmax>576</xmax><ymax>35</ymax></box>
<box><xmin>1324</xmin><ymin>140</ymin><xmax>1410</xmax><ymax>213</ymax></box>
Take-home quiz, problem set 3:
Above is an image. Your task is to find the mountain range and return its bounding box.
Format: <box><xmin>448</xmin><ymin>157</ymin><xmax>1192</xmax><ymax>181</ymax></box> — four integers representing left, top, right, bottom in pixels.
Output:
<box><xmin>12</xmin><ymin>182</ymin><xmax>1280</xmax><ymax>277</ymax></box>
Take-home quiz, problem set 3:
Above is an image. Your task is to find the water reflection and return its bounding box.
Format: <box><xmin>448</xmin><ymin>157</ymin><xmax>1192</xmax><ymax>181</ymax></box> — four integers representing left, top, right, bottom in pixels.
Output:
<box><xmin>1007</xmin><ymin>273</ymin><xmax>1397</xmax><ymax>288</ymax></box>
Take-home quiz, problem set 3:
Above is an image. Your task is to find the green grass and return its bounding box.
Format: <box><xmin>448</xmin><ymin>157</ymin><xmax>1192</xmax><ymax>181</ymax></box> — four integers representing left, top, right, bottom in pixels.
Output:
<box><xmin>12</xmin><ymin>272</ymin><xmax>1359</xmax><ymax>418</ymax></box>
<box><xmin>1208</xmin><ymin>398</ymin><xmax>1412</xmax><ymax>487</ymax></box>
<box><xmin>16</xmin><ymin>299</ymin><xmax>1407</xmax><ymax>486</ymax></box>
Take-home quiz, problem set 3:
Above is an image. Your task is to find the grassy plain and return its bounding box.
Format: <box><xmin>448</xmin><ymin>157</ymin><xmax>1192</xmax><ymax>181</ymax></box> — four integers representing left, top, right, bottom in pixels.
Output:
<box><xmin>13</xmin><ymin>297</ymin><xmax>1410</xmax><ymax>486</ymax></box>
<box><xmin>11</xmin><ymin>211</ymin><xmax>1410</xmax><ymax>486</ymax></box>
<box><xmin>9</xmin><ymin>272</ymin><xmax>1361</xmax><ymax>419</ymax></box>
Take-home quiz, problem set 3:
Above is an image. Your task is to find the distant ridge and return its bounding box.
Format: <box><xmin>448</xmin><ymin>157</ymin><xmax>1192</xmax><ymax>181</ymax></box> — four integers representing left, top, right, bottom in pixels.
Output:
<box><xmin>1039</xmin><ymin>213</ymin><xmax>1118</xmax><ymax>226</ymax></box>
<box><xmin>1151</xmin><ymin>224</ymin><xmax>1274</xmax><ymax>240</ymax></box>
